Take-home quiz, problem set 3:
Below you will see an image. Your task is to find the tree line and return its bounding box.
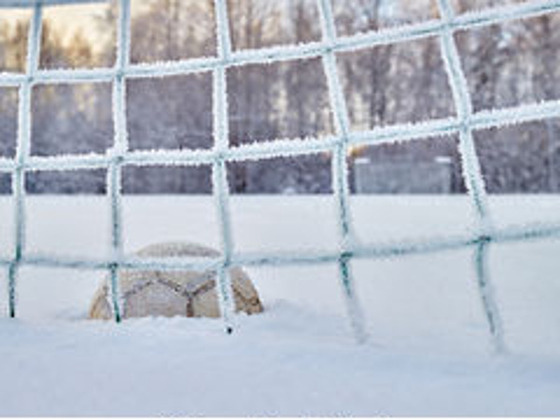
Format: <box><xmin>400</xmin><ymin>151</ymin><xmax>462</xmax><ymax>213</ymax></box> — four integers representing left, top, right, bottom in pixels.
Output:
<box><xmin>0</xmin><ymin>0</ymin><xmax>559</xmax><ymax>194</ymax></box>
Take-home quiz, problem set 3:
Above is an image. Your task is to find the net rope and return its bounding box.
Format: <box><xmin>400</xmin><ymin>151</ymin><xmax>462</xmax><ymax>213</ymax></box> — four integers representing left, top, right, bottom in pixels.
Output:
<box><xmin>1</xmin><ymin>0</ymin><xmax>560</xmax><ymax>350</ymax></box>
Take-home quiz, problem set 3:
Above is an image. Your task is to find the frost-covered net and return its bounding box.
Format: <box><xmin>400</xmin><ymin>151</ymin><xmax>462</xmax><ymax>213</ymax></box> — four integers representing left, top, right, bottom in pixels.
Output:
<box><xmin>1</xmin><ymin>0</ymin><xmax>560</xmax><ymax>350</ymax></box>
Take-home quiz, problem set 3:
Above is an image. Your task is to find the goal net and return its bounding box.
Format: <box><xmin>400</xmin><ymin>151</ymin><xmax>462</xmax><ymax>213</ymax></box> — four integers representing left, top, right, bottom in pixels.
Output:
<box><xmin>1</xmin><ymin>0</ymin><xmax>560</xmax><ymax>351</ymax></box>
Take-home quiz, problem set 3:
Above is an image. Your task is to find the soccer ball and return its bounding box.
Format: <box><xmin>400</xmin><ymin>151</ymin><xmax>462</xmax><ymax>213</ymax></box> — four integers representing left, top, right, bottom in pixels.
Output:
<box><xmin>89</xmin><ymin>242</ymin><xmax>264</xmax><ymax>320</ymax></box>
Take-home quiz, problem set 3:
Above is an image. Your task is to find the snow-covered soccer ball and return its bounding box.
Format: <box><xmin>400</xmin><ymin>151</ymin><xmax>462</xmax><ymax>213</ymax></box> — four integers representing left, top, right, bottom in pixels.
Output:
<box><xmin>88</xmin><ymin>242</ymin><xmax>264</xmax><ymax>320</ymax></box>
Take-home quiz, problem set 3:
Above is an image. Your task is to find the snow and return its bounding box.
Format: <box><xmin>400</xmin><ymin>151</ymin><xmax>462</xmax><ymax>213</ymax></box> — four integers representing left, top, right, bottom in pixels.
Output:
<box><xmin>1</xmin><ymin>0</ymin><xmax>560</xmax><ymax>413</ymax></box>
<box><xmin>1</xmin><ymin>195</ymin><xmax>560</xmax><ymax>416</ymax></box>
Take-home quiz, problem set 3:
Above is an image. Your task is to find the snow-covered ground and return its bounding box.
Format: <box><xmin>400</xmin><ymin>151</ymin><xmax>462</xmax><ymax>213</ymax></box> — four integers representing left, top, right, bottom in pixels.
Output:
<box><xmin>1</xmin><ymin>195</ymin><xmax>560</xmax><ymax>416</ymax></box>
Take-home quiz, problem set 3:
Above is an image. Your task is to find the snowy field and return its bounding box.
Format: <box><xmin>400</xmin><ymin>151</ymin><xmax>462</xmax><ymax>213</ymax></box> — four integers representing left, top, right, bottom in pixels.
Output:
<box><xmin>1</xmin><ymin>195</ymin><xmax>560</xmax><ymax>416</ymax></box>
